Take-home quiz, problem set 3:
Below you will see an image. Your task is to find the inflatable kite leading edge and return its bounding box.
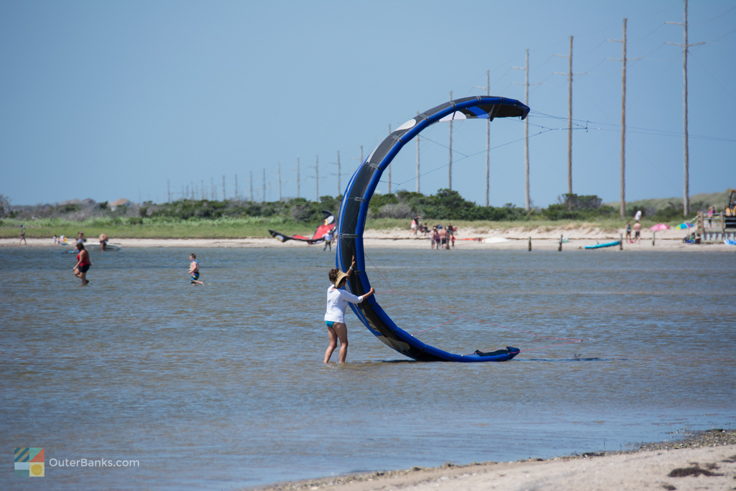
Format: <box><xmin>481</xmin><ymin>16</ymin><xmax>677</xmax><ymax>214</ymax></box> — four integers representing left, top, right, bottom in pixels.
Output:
<box><xmin>336</xmin><ymin>96</ymin><xmax>529</xmax><ymax>362</ymax></box>
<box><xmin>269</xmin><ymin>211</ymin><xmax>335</xmax><ymax>244</ymax></box>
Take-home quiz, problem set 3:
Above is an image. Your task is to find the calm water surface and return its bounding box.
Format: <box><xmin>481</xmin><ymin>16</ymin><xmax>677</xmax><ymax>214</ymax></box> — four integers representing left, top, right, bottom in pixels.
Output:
<box><xmin>1</xmin><ymin>245</ymin><xmax>734</xmax><ymax>490</ymax></box>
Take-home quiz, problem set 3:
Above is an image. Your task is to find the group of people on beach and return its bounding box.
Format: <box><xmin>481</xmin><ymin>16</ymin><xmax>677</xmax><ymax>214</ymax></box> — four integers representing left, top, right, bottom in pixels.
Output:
<box><xmin>430</xmin><ymin>224</ymin><xmax>456</xmax><ymax>249</ymax></box>
<box><xmin>410</xmin><ymin>217</ymin><xmax>457</xmax><ymax>249</ymax></box>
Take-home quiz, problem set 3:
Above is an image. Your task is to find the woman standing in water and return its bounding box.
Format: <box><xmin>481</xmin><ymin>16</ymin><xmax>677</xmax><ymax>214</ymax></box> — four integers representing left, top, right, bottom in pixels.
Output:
<box><xmin>72</xmin><ymin>242</ymin><xmax>91</xmax><ymax>285</ymax></box>
<box><xmin>323</xmin><ymin>257</ymin><xmax>375</xmax><ymax>364</ymax></box>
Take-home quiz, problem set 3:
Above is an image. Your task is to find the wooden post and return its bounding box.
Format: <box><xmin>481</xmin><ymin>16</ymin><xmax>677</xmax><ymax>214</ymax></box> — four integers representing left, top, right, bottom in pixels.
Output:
<box><xmin>619</xmin><ymin>233</ymin><xmax>623</xmax><ymax>250</ymax></box>
<box><xmin>558</xmin><ymin>234</ymin><xmax>563</xmax><ymax>251</ymax></box>
<box><xmin>652</xmin><ymin>231</ymin><xmax>656</xmax><ymax>247</ymax></box>
<box><xmin>528</xmin><ymin>237</ymin><xmax>532</xmax><ymax>251</ymax></box>
<box><xmin>722</xmin><ymin>211</ymin><xmax>726</xmax><ymax>238</ymax></box>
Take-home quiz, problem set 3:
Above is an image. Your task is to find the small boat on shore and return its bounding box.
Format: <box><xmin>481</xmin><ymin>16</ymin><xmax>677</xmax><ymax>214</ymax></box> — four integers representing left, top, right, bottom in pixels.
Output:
<box><xmin>584</xmin><ymin>240</ymin><xmax>621</xmax><ymax>250</ymax></box>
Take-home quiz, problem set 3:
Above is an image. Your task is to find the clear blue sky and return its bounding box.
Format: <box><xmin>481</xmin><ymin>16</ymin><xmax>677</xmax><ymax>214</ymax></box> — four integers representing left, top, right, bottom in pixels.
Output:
<box><xmin>1</xmin><ymin>0</ymin><xmax>734</xmax><ymax>207</ymax></box>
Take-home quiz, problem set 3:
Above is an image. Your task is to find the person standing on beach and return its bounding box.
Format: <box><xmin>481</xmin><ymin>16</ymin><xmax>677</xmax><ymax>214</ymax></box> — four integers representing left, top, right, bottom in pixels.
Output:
<box><xmin>19</xmin><ymin>225</ymin><xmax>27</xmax><ymax>245</ymax></box>
<box><xmin>633</xmin><ymin>221</ymin><xmax>641</xmax><ymax>243</ymax></box>
<box><xmin>438</xmin><ymin>226</ymin><xmax>447</xmax><ymax>249</ymax></box>
<box><xmin>322</xmin><ymin>229</ymin><xmax>333</xmax><ymax>251</ymax></box>
<box><xmin>625</xmin><ymin>222</ymin><xmax>632</xmax><ymax>243</ymax></box>
<box><xmin>72</xmin><ymin>242</ymin><xmax>91</xmax><ymax>286</ymax></box>
<box><xmin>323</xmin><ymin>257</ymin><xmax>375</xmax><ymax>364</ymax></box>
<box><xmin>189</xmin><ymin>253</ymin><xmax>204</xmax><ymax>285</ymax></box>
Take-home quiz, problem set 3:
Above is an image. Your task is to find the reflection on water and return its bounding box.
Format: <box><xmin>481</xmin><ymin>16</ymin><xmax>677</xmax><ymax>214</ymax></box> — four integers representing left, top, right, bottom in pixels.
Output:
<box><xmin>0</xmin><ymin>246</ymin><xmax>734</xmax><ymax>489</ymax></box>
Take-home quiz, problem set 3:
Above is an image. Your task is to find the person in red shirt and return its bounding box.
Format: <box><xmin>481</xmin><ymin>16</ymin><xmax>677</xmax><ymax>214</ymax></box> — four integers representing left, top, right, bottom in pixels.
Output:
<box><xmin>73</xmin><ymin>242</ymin><xmax>91</xmax><ymax>285</ymax></box>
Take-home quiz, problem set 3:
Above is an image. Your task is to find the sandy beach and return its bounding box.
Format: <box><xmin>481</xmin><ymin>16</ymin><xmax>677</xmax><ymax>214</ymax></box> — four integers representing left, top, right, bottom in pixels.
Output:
<box><xmin>4</xmin><ymin>226</ymin><xmax>734</xmax><ymax>251</ymax></box>
<box><xmin>256</xmin><ymin>430</ymin><xmax>736</xmax><ymax>491</ymax></box>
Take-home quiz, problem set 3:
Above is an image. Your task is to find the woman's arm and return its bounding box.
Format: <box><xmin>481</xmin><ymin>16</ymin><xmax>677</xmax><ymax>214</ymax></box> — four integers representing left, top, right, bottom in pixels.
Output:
<box><xmin>337</xmin><ymin>286</ymin><xmax>376</xmax><ymax>304</ymax></box>
<box><xmin>347</xmin><ymin>256</ymin><xmax>357</xmax><ymax>276</ymax></box>
<box><xmin>359</xmin><ymin>287</ymin><xmax>376</xmax><ymax>302</ymax></box>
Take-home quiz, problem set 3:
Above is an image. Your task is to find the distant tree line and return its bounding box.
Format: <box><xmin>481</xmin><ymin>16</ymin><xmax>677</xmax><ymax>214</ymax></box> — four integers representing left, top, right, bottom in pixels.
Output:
<box><xmin>0</xmin><ymin>190</ymin><xmax>713</xmax><ymax>224</ymax></box>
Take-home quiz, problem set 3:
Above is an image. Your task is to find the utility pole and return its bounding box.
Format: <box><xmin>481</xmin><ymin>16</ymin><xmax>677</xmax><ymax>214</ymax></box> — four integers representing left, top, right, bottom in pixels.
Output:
<box><xmin>296</xmin><ymin>157</ymin><xmax>301</xmax><ymax>198</ymax></box>
<box><xmin>668</xmin><ymin>0</ymin><xmax>703</xmax><ymax>217</ymax></box>
<box><xmin>448</xmin><ymin>90</ymin><xmax>453</xmax><ymax>190</ymax></box>
<box><xmin>416</xmin><ymin>112</ymin><xmax>421</xmax><ymax>194</ymax></box>
<box><xmin>554</xmin><ymin>36</ymin><xmax>579</xmax><ymax>199</ymax></box>
<box><xmin>336</xmin><ymin>151</ymin><xmax>341</xmax><ymax>195</ymax></box>
<box><xmin>524</xmin><ymin>51</ymin><xmax>530</xmax><ymax>210</ymax></box>
<box><xmin>514</xmin><ymin>50</ymin><xmax>532</xmax><ymax>211</ymax></box>
<box><xmin>234</xmin><ymin>174</ymin><xmax>239</xmax><ymax>200</ymax></box>
<box><xmin>483</xmin><ymin>71</ymin><xmax>491</xmax><ymax>206</ymax></box>
<box><xmin>566</xmin><ymin>36</ymin><xmax>574</xmax><ymax>197</ymax></box>
<box><xmin>315</xmin><ymin>155</ymin><xmax>320</xmax><ymax>200</ymax></box>
<box><xmin>612</xmin><ymin>19</ymin><xmax>629</xmax><ymax>218</ymax></box>
<box><xmin>278</xmin><ymin>162</ymin><xmax>283</xmax><ymax>201</ymax></box>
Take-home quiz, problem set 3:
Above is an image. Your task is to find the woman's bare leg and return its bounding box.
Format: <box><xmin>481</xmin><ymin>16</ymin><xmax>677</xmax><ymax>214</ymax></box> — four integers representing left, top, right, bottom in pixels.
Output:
<box><xmin>333</xmin><ymin>323</ymin><xmax>349</xmax><ymax>363</ymax></box>
<box><xmin>324</xmin><ymin>325</ymin><xmax>338</xmax><ymax>364</ymax></box>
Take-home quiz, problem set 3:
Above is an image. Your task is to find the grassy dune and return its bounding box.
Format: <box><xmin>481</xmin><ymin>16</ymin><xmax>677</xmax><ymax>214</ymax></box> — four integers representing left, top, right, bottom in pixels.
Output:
<box><xmin>1</xmin><ymin>216</ymin><xmax>639</xmax><ymax>239</ymax></box>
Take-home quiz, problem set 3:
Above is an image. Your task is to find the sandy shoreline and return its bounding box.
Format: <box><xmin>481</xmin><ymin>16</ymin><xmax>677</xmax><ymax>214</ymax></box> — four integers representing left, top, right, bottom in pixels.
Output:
<box><xmin>3</xmin><ymin>226</ymin><xmax>734</xmax><ymax>251</ymax></box>
<box><xmin>254</xmin><ymin>430</ymin><xmax>736</xmax><ymax>491</ymax></box>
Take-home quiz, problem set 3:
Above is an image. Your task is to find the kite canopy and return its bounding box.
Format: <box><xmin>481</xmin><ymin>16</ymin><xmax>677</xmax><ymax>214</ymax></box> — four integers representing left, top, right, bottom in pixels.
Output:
<box><xmin>336</xmin><ymin>96</ymin><xmax>529</xmax><ymax>362</ymax></box>
<box><xmin>269</xmin><ymin>211</ymin><xmax>335</xmax><ymax>244</ymax></box>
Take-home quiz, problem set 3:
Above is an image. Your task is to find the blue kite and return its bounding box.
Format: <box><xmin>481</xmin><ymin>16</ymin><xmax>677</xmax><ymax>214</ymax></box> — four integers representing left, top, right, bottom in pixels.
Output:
<box><xmin>336</xmin><ymin>95</ymin><xmax>529</xmax><ymax>362</ymax></box>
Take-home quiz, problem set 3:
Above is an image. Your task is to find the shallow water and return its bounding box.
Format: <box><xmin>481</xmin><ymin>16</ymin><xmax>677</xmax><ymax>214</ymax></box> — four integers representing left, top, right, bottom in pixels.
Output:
<box><xmin>1</xmin><ymin>246</ymin><xmax>734</xmax><ymax>489</ymax></box>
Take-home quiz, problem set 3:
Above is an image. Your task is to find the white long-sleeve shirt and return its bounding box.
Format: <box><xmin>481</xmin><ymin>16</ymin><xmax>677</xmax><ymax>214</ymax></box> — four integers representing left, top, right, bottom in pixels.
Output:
<box><xmin>324</xmin><ymin>285</ymin><xmax>365</xmax><ymax>323</ymax></box>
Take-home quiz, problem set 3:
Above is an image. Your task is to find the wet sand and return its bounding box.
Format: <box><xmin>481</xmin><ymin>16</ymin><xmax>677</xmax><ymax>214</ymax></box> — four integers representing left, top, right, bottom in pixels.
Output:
<box><xmin>255</xmin><ymin>430</ymin><xmax>736</xmax><ymax>491</ymax></box>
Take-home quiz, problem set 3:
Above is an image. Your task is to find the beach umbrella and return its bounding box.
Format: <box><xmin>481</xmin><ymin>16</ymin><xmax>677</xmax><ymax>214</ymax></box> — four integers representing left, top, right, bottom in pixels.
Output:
<box><xmin>649</xmin><ymin>223</ymin><xmax>670</xmax><ymax>231</ymax></box>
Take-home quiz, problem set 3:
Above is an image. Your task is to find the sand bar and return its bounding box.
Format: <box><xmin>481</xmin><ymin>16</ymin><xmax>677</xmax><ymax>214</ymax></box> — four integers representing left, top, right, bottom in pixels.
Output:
<box><xmin>255</xmin><ymin>430</ymin><xmax>736</xmax><ymax>491</ymax></box>
<box><xmin>4</xmin><ymin>226</ymin><xmax>734</xmax><ymax>251</ymax></box>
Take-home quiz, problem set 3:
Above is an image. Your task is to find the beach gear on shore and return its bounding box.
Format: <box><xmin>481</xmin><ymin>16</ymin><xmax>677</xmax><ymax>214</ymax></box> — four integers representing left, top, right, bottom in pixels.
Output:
<box><xmin>584</xmin><ymin>240</ymin><xmax>622</xmax><ymax>249</ymax></box>
<box><xmin>336</xmin><ymin>95</ymin><xmax>528</xmax><ymax>362</ymax></box>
